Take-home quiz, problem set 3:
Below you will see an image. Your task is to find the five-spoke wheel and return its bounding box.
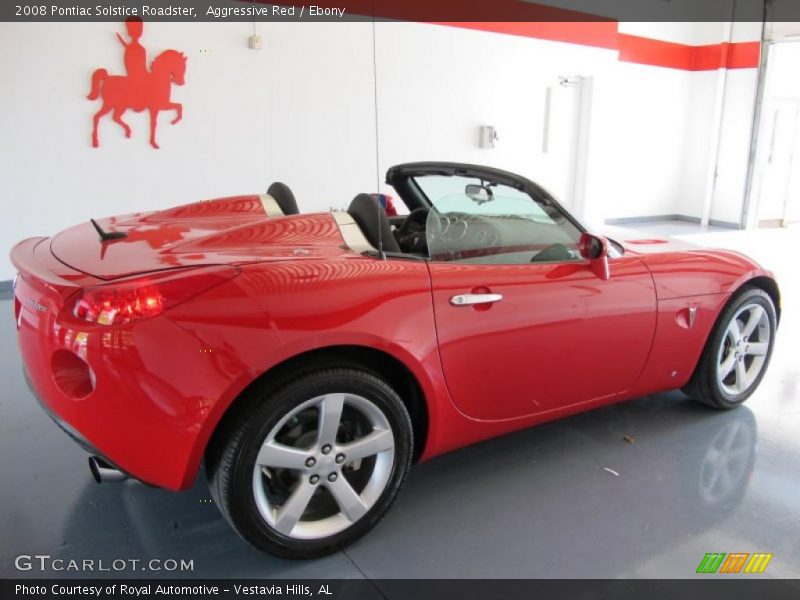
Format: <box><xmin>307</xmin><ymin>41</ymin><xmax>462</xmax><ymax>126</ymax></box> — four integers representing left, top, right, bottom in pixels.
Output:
<box><xmin>716</xmin><ymin>303</ymin><xmax>771</xmax><ymax>396</ymax></box>
<box><xmin>684</xmin><ymin>286</ymin><xmax>777</xmax><ymax>409</ymax></box>
<box><xmin>252</xmin><ymin>392</ymin><xmax>395</xmax><ymax>539</ymax></box>
<box><xmin>207</xmin><ymin>368</ymin><xmax>413</xmax><ymax>558</ymax></box>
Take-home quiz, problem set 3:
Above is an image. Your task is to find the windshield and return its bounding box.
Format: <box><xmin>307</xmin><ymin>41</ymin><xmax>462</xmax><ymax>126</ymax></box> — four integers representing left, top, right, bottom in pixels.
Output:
<box><xmin>413</xmin><ymin>174</ymin><xmax>583</xmax><ymax>264</ymax></box>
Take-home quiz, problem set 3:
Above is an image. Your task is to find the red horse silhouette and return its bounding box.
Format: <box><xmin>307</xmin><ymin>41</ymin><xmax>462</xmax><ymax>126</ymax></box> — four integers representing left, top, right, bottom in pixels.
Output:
<box><xmin>88</xmin><ymin>21</ymin><xmax>186</xmax><ymax>149</ymax></box>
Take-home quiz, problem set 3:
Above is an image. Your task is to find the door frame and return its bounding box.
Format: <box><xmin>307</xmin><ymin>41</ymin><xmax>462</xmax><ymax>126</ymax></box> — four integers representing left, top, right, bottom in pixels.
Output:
<box><xmin>751</xmin><ymin>96</ymin><xmax>800</xmax><ymax>226</ymax></box>
<box><xmin>742</xmin><ymin>34</ymin><xmax>800</xmax><ymax>228</ymax></box>
<box><xmin>546</xmin><ymin>75</ymin><xmax>594</xmax><ymax>224</ymax></box>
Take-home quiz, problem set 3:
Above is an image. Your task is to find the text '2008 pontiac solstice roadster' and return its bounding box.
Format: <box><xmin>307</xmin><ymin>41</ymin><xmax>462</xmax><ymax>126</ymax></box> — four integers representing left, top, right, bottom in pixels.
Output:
<box><xmin>12</xmin><ymin>163</ymin><xmax>779</xmax><ymax>557</ymax></box>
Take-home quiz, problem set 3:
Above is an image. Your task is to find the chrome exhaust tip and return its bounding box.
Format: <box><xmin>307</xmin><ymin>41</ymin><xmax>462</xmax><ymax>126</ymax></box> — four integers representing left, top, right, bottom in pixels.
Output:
<box><xmin>88</xmin><ymin>456</ymin><xmax>128</xmax><ymax>483</ymax></box>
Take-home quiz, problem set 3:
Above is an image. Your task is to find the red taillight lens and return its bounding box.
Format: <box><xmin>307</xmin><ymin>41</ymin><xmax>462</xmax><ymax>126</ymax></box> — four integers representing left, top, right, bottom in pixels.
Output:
<box><xmin>70</xmin><ymin>266</ymin><xmax>240</xmax><ymax>326</ymax></box>
<box><xmin>73</xmin><ymin>285</ymin><xmax>165</xmax><ymax>325</ymax></box>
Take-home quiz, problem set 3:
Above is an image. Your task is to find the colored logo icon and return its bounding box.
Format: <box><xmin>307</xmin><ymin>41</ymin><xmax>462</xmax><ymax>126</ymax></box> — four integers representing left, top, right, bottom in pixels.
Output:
<box><xmin>696</xmin><ymin>552</ymin><xmax>773</xmax><ymax>574</ymax></box>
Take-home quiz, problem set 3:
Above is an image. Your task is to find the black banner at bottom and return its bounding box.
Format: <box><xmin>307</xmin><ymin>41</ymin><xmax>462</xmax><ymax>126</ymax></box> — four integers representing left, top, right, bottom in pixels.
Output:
<box><xmin>4</xmin><ymin>579</ymin><xmax>800</xmax><ymax>600</ymax></box>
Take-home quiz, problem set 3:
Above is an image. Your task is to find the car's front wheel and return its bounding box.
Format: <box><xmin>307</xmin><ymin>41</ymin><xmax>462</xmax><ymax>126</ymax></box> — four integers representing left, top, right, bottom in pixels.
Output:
<box><xmin>684</xmin><ymin>286</ymin><xmax>777</xmax><ymax>409</ymax></box>
<box><xmin>207</xmin><ymin>368</ymin><xmax>413</xmax><ymax>558</ymax></box>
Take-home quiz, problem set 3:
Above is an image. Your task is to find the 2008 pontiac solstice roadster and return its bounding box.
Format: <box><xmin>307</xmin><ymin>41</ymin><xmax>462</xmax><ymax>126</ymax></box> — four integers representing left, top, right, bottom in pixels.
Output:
<box><xmin>12</xmin><ymin>163</ymin><xmax>779</xmax><ymax>558</ymax></box>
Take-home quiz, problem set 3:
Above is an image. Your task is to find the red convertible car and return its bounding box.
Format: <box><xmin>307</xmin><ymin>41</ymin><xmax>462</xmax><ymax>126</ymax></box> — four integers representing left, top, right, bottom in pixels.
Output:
<box><xmin>11</xmin><ymin>163</ymin><xmax>779</xmax><ymax>558</ymax></box>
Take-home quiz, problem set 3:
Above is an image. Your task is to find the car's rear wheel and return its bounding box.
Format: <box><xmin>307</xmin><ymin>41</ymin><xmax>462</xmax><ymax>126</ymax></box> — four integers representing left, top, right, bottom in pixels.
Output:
<box><xmin>207</xmin><ymin>368</ymin><xmax>413</xmax><ymax>558</ymax></box>
<box><xmin>683</xmin><ymin>286</ymin><xmax>777</xmax><ymax>409</ymax></box>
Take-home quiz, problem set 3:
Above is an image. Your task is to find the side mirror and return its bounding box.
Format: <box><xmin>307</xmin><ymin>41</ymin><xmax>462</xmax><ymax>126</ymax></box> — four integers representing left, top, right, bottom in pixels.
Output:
<box><xmin>578</xmin><ymin>232</ymin><xmax>610</xmax><ymax>280</ymax></box>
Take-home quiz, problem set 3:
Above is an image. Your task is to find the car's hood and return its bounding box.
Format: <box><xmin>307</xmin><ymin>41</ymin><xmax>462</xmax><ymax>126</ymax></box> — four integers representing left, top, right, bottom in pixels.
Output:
<box><xmin>598</xmin><ymin>226</ymin><xmax>769</xmax><ymax>299</ymax></box>
<box><xmin>50</xmin><ymin>196</ymin><xmax>347</xmax><ymax>280</ymax></box>
<box><xmin>617</xmin><ymin>237</ymin><xmax>701</xmax><ymax>254</ymax></box>
<box><xmin>598</xmin><ymin>225</ymin><xmax>701</xmax><ymax>255</ymax></box>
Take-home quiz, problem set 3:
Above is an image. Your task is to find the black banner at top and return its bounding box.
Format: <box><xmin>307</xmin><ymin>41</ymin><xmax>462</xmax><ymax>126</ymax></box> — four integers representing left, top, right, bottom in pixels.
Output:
<box><xmin>3</xmin><ymin>0</ymin><xmax>800</xmax><ymax>23</ymax></box>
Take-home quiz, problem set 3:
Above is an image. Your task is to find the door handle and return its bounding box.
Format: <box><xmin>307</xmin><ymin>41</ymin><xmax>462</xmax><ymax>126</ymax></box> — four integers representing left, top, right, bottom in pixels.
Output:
<box><xmin>450</xmin><ymin>293</ymin><xmax>503</xmax><ymax>306</ymax></box>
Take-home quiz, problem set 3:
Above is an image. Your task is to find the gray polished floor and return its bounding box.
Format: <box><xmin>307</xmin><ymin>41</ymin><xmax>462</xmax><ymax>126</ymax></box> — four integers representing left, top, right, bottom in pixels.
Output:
<box><xmin>1</xmin><ymin>226</ymin><xmax>798</xmax><ymax>580</ymax></box>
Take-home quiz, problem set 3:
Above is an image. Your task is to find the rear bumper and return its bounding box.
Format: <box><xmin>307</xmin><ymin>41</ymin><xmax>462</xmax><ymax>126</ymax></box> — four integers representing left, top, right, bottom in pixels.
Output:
<box><xmin>11</xmin><ymin>238</ymin><xmax>253</xmax><ymax>491</ymax></box>
<box><xmin>24</xmin><ymin>364</ymin><xmax>97</xmax><ymax>454</ymax></box>
<box><xmin>22</xmin><ymin>365</ymin><xmax>137</xmax><ymax>481</ymax></box>
<box><xmin>15</xmin><ymin>292</ymin><xmax>209</xmax><ymax>490</ymax></box>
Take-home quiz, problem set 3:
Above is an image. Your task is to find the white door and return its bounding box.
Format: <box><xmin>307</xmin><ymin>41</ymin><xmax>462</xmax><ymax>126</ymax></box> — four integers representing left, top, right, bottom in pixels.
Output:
<box><xmin>748</xmin><ymin>40</ymin><xmax>800</xmax><ymax>228</ymax></box>
<box><xmin>755</xmin><ymin>98</ymin><xmax>800</xmax><ymax>226</ymax></box>
<box><xmin>540</xmin><ymin>76</ymin><xmax>593</xmax><ymax>222</ymax></box>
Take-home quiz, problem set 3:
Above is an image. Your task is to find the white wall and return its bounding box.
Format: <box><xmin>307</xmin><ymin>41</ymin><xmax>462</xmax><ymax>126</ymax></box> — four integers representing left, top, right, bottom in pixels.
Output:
<box><xmin>372</xmin><ymin>23</ymin><xmax>620</xmax><ymax>204</ymax></box>
<box><xmin>675</xmin><ymin>68</ymin><xmax>761</xmax><ymax>226</ymax></box>
<box><xmin>585</xmin><ymin>61</ymin><xmax>698</xmax><ymax>227</ymax></box>
<box><xmin>710</xmin><ymin>68</ymin><xmax>760</xmax><ymax>225</ymax></box>
<box><xmin>677</xmin><ymin>70</ymin><xmax>718</xmax><ymax>220</ymax></box>
<box><xmin>0</xmin><ymin>20</ymin><xmax>759</xmax><ymax>280</ymax></box>
<box><xmin>0</xmin><ymin>21</ymin><xmax>383</xmax><ymax>281</ymax></box>
<box><xmin>0</xmin><ymin>22</ymin><xmax>381</xmax><ymax>274</ymax></box>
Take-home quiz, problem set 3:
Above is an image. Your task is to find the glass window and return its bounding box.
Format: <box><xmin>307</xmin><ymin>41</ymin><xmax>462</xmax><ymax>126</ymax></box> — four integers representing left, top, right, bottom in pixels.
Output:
<box><xmin>414</xmin><ymin>174</ymin><xmax>583</xmax><ymax>264</ymax></box>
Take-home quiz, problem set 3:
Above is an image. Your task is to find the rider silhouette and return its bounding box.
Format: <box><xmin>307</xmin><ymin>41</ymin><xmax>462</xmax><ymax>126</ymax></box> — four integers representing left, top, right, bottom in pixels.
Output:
<box><xmin>116</xmin><ymin>17</ymin><xmax>147</xmax><ymax>108</ymax></box>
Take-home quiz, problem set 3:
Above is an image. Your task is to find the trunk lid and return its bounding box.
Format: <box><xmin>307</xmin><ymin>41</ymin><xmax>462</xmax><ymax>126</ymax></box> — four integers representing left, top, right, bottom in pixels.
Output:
<box><xmin>49</xmin><ymin>196</ymin><xmax>346</xmax><ymax>280</ymax></box>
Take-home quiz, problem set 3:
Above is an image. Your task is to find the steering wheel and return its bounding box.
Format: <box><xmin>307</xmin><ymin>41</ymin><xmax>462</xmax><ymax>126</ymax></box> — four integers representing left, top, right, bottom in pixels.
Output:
<box><xmin>395</xmin><ymin>208</ymin><xmax>430</xmax><ymax>254</ymax></box>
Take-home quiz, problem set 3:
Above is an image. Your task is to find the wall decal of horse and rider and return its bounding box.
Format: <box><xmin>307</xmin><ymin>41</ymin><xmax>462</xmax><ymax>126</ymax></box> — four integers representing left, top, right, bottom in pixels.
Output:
<box><xmin>88</xmin><ymin>18</ymin><xmax>186</xmax><ymax>149</ymax></box>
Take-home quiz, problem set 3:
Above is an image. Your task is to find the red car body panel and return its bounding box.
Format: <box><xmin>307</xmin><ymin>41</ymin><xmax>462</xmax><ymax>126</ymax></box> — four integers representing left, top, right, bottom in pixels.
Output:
<box><xmin>50</xmin><ymin>195</ymin><xmax>345</xmax><ymax>279</ymax></box>
<box><xmin>11</xmin><ymin>196</ymin><xmax>777</xmax><ymax>491</ymax></box>
<box><xmin>428</xmin><ymin>256</ymin><xmax>657</xmax><ymax>421</ymax></box>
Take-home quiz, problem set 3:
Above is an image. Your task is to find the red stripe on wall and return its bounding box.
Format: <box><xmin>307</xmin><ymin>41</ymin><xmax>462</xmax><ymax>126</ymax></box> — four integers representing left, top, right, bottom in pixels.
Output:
<box><xmin>618</xmin><ymin>34</ymin><xmax>760</xmax><ymax>70</ymax></box>
<box><xmin>725</xmin><ymin>41</ymin><xmax>762</xmax><ymax>69</ymax></box>
<box><xmin>436</xmin><ymin>23</ymin><xmax>761</xmax><ymax>71</ymax></box>
<box><xmin>434</xmin><ymin>21</ymin><xmax>619</xmax><ymax>50</ymax></box>
<box><xmin>268</xmin><ymin>1</ymin><xmax>761</xmax><ymax>70</ymax></box>
<box><xmin>618</xmin><ymin>34</ymin><xmax>695</xmax><ymax>70</ymax></box>
<box><xmin>272</xmin><ymin>1</ymin><xmax>760</xmax><ymax>70</ymax></box>
<box><xmin>691</xmin><ymin>41</ymin><xmax>762</xmax><ymax>70</ymax></box>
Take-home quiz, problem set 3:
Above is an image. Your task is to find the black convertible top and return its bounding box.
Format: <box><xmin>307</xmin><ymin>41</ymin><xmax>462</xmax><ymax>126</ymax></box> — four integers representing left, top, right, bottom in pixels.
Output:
<box><xmin>385</xmin><ymin>161</ymin><xmax>585</xmax><ymax>234</ymax></box>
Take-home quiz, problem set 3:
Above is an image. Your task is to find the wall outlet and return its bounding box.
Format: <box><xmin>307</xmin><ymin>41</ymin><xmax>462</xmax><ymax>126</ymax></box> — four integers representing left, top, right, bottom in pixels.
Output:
<box><xmin>249</xmin><ymin>34</ymin><xmax>263</xmax><ymax>50</ymax></box>
<box><xmin>479</xmin><ymin>125</ymin><xmax>499</xmax><ymax>149</ymax></box>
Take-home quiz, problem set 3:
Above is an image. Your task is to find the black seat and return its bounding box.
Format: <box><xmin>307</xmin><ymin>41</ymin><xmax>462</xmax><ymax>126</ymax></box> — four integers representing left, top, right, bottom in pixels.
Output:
<box><xmin>267</xmin><ymin>182</ymin><xmax>299</xmax><ymax>215</ymax></box>
<box><xmin>347</xmin><ymin>193</ymin><xmax>401</xmax><ymax>253</ymax></box>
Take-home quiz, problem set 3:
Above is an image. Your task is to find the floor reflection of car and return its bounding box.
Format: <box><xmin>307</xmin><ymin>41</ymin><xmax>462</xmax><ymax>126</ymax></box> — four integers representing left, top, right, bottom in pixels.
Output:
<box><xmin>695</xmin><ymin>414</ymin><xmax>756</xmax><ymax>509</ymax></box>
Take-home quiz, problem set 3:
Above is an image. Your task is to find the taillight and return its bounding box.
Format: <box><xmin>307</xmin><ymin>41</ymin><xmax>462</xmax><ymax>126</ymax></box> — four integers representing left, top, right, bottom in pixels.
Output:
<box><xmin>70</xmin><ymin>266</ymin><xmax>240</xmax><ymax>326</ymax></box>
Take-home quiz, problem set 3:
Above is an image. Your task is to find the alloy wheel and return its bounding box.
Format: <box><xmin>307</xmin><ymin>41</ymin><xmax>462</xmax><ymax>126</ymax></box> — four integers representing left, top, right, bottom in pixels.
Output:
<box><xmin>251</xmin><ymin>392</ymin><xmax>395</xmax><ymax>539</ymax></box>
<box><xmin>716</xmin><ymin>303</ymin><xmax>770</xmax><ymax>396</ymax></box>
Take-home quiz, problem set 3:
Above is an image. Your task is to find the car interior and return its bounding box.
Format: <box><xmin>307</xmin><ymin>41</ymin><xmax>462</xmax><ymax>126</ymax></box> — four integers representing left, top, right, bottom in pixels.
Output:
<box><xmin>267</xmin><ymin>181</ymin><xmax>300</xmax><ymax>216</ymax></box>
<box><xmin>347</xmin><ymin>193</ymin><xmax>401</xmax><ymax>254</ymax></box>
<box><xmin>271</xmin><ymin>174</ymin><xmax>621</xmax><ymax>263</ymax></box>
<box><xmin>343</xmin><ymin>186</ymin><xmax>581</xmax><ymax>263</ymax></box>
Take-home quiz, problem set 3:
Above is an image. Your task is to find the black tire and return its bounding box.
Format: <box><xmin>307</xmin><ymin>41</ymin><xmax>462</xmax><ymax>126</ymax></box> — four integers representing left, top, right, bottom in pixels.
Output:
<box><xmin>683</xmin><ymin>286</ymin><xmax>777</xmax><ymax>409</ymax></box>
<box><xmin>206</xmin><ymin>368</ymin><xmax>413</xmax><ymax>558</ymax></box>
